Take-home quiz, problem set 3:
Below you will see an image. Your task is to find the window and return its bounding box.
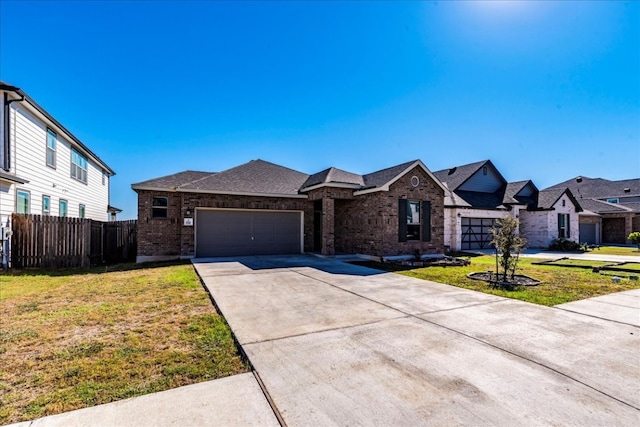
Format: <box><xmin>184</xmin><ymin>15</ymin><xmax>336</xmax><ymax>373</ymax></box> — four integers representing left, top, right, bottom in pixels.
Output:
<box><xmin>407</xmin><ymin>200</ymin><xmax>421</xmax><ymax>241</ymax></box>
<box><xmin>71</xmin><ymin>149</ymin><xmax>88</xmax><ymax>184</ymax></box>
<box><xmin>16</xmin><ymin>190</ymin><xmax>30</xmax><ymax>214</ymax></box>
<box><xmin>558</xmin><ymin>213</ymin><xmax>570</xmax><ymax>238</ymax></box>
<box><xmin>79</xmin><ymin>204</ymin><xmax>85</xmax><ymax>219</ymax></box>
<box><xmin>46</xmin><ymin>129</ymin><xmax>56</xmax><ymax>168</ymax></box>
<box><xmin>42</xmin><ymin>195</ymin><xmax>51</xmax><ymax>215</ymax></box>
<box><xmin>607</xmin><ymin>198</ymin><xmax>619</xmax><ymax>204</ymax></box>
<box><xmin>482</xmin><ymin>166</ymin><xmax>488</xmax><ymax>175</ymax></box>
<box><xmin>152</xmin><ymin>197</ymin><xmax>169</xmax><ymax>218</ymax></box>
<box><xmin>398</xmin><ymin>199</ymin><xmax>431</xmax><ymax>242</ymax></box>
<box><xmin>59</xmin><ymin>199</ymin><xmax>68</xmax><ymax>217</ymax></box>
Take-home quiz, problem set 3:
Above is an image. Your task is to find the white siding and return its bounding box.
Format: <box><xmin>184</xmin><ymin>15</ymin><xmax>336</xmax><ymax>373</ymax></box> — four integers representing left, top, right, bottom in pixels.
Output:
<box><xmin>6</xmin><ymin>102</ymin><xmax>109</xmax><ymax>221</ymax></box>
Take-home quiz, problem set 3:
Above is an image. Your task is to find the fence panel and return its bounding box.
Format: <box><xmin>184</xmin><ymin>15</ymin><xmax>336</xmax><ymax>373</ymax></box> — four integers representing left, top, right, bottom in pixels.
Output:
<box><xmin>11</xmin><ymin>214</ymin><xmax>137</xmax><ymax>268</ymax></box>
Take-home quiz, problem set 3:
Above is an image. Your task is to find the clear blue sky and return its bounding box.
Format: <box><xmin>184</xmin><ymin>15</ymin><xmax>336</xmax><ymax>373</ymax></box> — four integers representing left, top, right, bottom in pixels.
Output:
<box><xmin>1</xmin><ymin>1</ymin><xmax>638</xmax><ymax>219</ymax></box>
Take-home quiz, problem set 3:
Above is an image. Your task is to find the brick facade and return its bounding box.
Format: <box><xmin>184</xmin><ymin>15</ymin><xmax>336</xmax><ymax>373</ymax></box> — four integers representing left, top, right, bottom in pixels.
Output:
<box><xmin>135</xmin><ymin>166</ymin><xmax>445</xmax><ymax>260</ymax></box>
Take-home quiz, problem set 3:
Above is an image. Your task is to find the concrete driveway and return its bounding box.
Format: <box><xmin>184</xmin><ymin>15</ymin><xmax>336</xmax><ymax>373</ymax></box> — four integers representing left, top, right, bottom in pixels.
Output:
<box><xmin>193</xmin><ymin>255</ymin><xmax>640</xmax><ymax>426</ymax></box>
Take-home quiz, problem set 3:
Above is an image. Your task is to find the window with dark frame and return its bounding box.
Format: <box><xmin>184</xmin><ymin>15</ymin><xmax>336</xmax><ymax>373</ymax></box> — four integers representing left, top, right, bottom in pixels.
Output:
<box><xmin>152</xmin><ymin>197</ymin><xmax>169</xmax><ymax>218</ymax></box>
<box><xmin>46</xmin><ymin>129</ymin><xmax>56</xmax><ymax>168</ymax></box>
<box><xmin>558</xmin><ymin>213</ymin><xmax>570</xmax><ymax>238</ymax></box>
<box><xmin>398</xmin><ymin>199</ymin><xmax>431</xmax><ymax>243</ymax></box>
<box><xmin>42</xmin><ymin>195</ymin><xmax>51</xmax><ymax>215</ymax></box>
<box><xmin>79</xmin><ymin>204</ymin><xmax>85</xmax><ymax>219</ymax></box>
<box><xmin>70</xmin><ymin>149</ymin><xmax>88</xmax><ymax>184</ymax></box>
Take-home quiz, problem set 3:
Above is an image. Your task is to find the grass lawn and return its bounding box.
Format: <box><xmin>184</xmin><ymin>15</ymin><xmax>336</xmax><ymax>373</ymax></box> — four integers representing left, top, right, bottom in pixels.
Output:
<box><xmin>0</xmin><ymin>262</ymin><xmax>249</xmax><ymax>425</ymax></box>
<box><xmin>378</xmin><ymin>255</ymin><xmax>640</xmax><ymax>306</ymax></box>
<box><xmin>587</xmin><ymin>246</ymin><xmax>640</xmax><ymax>256</ymax></box>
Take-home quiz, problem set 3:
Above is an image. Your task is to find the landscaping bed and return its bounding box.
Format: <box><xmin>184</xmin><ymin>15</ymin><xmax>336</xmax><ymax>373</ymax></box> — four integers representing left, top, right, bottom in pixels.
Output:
<box><xmin>0</xmin><ymin>262</ymin><xmax>249</xmax><ymax>425</ymax></box>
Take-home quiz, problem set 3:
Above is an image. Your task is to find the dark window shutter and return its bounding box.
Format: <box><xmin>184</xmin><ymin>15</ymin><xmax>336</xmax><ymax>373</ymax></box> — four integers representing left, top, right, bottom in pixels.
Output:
<box><xmin>557</xmin><ymin>213</ymin><xmax>562</xmax><ymax>237</ymax></box>
<box><xmin>422</xmin><ymin>200</ymin><xmax>431</xmax><ymax>242</ymax></box>
<box><xmin>567</xmin><ymin>214</ymin><xmax>570</xmax><ymax>238</ymax></box>
<box><xmin>398</xmin><ymin>199</ymin><xmax>407</xmax><ymax>242</ymax></box>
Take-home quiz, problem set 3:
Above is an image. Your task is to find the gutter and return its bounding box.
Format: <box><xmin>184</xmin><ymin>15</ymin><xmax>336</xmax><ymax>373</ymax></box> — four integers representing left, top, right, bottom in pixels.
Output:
<box><xmin>2</xmin><ymin>87</ymin><xmax>25</xmax><ymax>171</ymax></box>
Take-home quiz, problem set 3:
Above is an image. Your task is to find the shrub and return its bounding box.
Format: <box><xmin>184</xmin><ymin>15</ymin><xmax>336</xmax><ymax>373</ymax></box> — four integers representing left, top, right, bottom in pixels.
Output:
<box><xmin>629</xmin><ymin>232</ymin><xmax>640</xmax><ymax>250</ymax></box>
<box><xmin>548</xmin><ymin>238</ymin><xmax>582</xmax><ymax>252</ymax></box>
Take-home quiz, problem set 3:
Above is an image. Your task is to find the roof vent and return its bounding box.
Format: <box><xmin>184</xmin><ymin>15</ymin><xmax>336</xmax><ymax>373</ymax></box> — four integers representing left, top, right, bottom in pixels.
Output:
<box><xmin>624</xmin><ymin>187</ymin><xmax>630</xmax><ymax>193</ymax></box>
<box><xmin>448</xmin><ymin>167</ymin><xmax>457</xmax><ymax>175</ymax></box>
<box><xmin>576</xmin><ymin>176</ymin><xmax>582</xmax><ymax>183</ymax></box>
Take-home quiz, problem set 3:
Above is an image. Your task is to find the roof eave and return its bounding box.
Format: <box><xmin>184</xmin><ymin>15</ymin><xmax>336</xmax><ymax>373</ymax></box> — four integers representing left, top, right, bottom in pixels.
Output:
<box><xmin>300</xmin><ymin>182</ymin><xmax>361</xmax><ymax>193</ymax></box>
<box><xmin>354</xmin><ymin>160</ymin><xmax>447</xmax><ymax>196</ymax></box>
<box><xmin>1</xmin><ymin>84</ymin><xmax>116</xmax><ymax>175</ymax></box>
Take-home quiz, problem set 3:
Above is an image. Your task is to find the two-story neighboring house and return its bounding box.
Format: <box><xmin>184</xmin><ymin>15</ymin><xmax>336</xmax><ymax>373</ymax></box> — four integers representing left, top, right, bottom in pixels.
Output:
<box><xmin>0</xmin><ymin>81</ymin><xmax>116</xmax><ymax>227</ymax></box>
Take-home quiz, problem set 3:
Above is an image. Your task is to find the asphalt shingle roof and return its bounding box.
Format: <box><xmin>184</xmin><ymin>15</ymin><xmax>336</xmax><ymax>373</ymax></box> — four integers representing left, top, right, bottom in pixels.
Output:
<box><xmin>302</xmin><ymin>167</ymin><xmax>365</xmax><ymax>189</ymax></box>
<box><xmin>432</xmin><ymin>160</ymin><xmax>489</xmax><ymax>191</ymax></box>
<box><xmin>179</xmin><ymin>159</ymin><xmax>309</xmax><ymax>196</ymax></box>
<box><xmin>545</xmin><ymin>177</ymin><xmax>640</xmax><ymax>199</ymax></box>
<box><xmin>362</xmin><ymin>160</ymin><xmax>418</xmax><ymax>189</ymax></box>
<box><xmin>132</xmin><ymin>171</ymin><xmax>214</xmax><ymax>189</ymax></box>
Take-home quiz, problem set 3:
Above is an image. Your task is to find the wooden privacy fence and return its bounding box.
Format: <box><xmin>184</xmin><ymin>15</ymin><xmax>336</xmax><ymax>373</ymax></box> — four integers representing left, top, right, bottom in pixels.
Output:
<box><xmin>10</xmin><ymin>214</ymin><xmax>137</xmax><ymax>268</ymax></box>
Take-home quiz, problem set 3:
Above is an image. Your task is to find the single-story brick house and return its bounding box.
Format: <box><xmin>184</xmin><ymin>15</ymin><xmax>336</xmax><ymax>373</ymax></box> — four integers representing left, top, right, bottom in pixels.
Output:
<box><xmin>132</xmin><ymin>159</ymin><xmax>446</xmax><ymax>262</ymax></box>
<box><xmin>544</xmin><ymin>177</ymin><xmax>640</xmax><ymax>245</ymax></box>
<box><xmin>433</xmin><ymin>160</ymin><xmax>582</xmax><ymax>250</ymax></box>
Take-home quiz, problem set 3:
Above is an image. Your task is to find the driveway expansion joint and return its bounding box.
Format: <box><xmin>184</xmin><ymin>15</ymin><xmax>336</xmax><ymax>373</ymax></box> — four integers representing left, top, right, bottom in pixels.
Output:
<box><xmin>552</xmin><ymin>306</ymin><xmax>640</xmax><ymax>328</ymax></box>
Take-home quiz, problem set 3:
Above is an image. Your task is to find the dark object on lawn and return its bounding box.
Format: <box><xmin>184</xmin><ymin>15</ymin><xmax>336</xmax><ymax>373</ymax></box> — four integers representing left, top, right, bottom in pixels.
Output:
<box><xmin>467</xmin><ymin>271</ymin><xmax>542</xmax><ymax>290</ymax></box>
<box><xmin>592</xmin><ymin>267</ymin><xmax>600</xmax><ymax>273</ymax></box>
<box><xmin>548</xmin><ymin>238</ymin><xmax>583</xmax><ymax>252</ymax></box>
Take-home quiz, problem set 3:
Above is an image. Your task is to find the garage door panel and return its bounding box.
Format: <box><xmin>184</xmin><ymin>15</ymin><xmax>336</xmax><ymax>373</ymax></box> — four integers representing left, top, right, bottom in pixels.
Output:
<box><xmin>461</xmin><ymin>217</ymin><xmax>496</xmax><ymax>250</ymax></box>
<box><xmin>196</xmin><ymin>210</ymin><xmax>302</xmax><ymax>257</ymax></box>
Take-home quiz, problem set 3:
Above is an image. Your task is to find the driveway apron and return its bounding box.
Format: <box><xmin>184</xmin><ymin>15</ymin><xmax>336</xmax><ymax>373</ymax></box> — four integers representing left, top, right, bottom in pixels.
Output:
<box><xmin>193</xmin><ymin>255</ymin><xmax>640</xmax><ymax>426</ymax></box>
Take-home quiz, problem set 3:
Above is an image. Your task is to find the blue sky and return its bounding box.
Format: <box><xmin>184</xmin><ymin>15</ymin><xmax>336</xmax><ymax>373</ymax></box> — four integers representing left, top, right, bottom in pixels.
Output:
<box><xmin>1</xmin><ymin>0</ymin><xmax>638</xmax><ymax>219</ymax></box>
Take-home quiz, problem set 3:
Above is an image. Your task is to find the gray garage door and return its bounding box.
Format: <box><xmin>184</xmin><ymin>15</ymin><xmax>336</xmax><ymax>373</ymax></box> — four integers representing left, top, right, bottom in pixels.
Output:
<box><xmin>579</xmin><ymin>223</ymin><xmax>597</xmax><ymax>245</ymax></box>
<box><xmin>196</xmin><ymin>209</ymin><xmax>302</xmax><ymax>257</ymax></box>
<box><xmin>461</xmin><ymin>217</ymin><xmax>496</xmax><ymax>250</ymax></box>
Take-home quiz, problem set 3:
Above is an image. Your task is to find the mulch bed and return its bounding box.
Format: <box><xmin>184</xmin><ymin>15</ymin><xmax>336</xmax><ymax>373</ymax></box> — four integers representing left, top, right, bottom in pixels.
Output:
<box><xmin>468</xmin><ymin>272</ymin><xmax>542</xmax><ymax>289</ymax></box>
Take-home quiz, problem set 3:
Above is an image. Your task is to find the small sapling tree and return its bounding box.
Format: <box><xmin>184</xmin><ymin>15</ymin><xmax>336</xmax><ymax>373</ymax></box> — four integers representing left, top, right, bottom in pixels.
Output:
<box><xmin>490</xmin><ymin>217</ymin><xmax>527</xmax><ymax>283</ymax></box>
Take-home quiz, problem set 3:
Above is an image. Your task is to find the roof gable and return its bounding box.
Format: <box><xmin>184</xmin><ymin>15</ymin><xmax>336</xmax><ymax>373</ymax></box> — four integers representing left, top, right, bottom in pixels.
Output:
<box><xmin>433</xmin><ymin>160</ymin><xmax>507</xmax><ymax>193</ymax></box>
<box><xmin>301</xmin><ymin>167</ymin><xmax>364</xmax><ymax>191</ymax></box>
<box><xmin>536</xmin><ymin>188</ymin><xmax>582</xmax><ymax>211</ymax></box>
<box><xmin>356</xmin><ymin>160</ymin><xmax>447</xmax><ymax>195</ymax></box>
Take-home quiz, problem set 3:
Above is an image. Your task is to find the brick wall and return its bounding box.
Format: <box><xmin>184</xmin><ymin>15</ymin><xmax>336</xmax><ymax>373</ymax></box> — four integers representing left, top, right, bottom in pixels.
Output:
<box><xmin>136</xmin><ymin>190</ymin><xmax>314</xmax><ymax>259</ymax></box>
<box><xmin>334</xmin><ymin>167</ymin><xmax>444</xmax><ymax>256</ymax></box>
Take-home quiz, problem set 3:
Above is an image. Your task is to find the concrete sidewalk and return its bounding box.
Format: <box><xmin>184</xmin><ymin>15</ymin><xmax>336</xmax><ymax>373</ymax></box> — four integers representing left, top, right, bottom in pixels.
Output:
<box><xmin>194</xmin><ymin>255</ymin><xmax>640</xmax><ymax>426</ymax></box>
<box><xmin>7</xmin><ymin>372</ymin><xmax>279</xmax><ymax>427</ymax></box>
<box><xmin>555</xmin><ymin>288</ymin><xmax>640</xmax><ymax>326</ymax></box>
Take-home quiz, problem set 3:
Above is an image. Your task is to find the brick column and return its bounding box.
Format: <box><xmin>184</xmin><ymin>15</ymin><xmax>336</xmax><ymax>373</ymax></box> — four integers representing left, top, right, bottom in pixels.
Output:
<box><xmin>322</xmin><ymin>197</ymin><xmax>335</xmax><ymax>256</ymax></box>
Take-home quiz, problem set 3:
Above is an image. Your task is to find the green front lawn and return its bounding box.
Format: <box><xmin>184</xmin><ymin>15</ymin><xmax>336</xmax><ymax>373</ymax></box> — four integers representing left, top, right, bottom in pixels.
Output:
<box><xmin>586</xmin><ymin>246</ymin><xmax>640</xmax><ymax>256</ymax></box>
<box><xmin>0</xmin><ymin>262</ymin><xmax>249</xmax><ymax>425</ymax></box>
<box><xmin>395</xmin><ymin>256</ymin><xmax>640</xmax><ymax>306</ymax></box>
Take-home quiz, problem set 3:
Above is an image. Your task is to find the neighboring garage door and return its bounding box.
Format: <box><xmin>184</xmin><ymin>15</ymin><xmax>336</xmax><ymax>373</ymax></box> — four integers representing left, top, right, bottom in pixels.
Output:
<box><xmin>461</xmin><ymin>217</ymin><xmax>496</xmax><ymax>250</ymax></box>
<box><xmin>579</xmin><ymin>223</ymin><xmax>597</xmax><ymax>245</ymax></box>
<box><xmin>196</xmin><ymin>209</ymin><xmax>302</xmax><ymax>257</ymax></box>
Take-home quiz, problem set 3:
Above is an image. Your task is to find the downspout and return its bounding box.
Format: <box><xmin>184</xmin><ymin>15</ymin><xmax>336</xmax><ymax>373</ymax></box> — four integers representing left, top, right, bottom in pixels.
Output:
<box><xmin>3</xmin><ymin>89</ymin><xmax>25</xmax><ymax>172</ymax></box>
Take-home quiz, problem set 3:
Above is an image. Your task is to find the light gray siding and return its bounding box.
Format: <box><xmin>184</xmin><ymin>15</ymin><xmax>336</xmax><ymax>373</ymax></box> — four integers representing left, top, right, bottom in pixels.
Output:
<box><xmin>458</xmin><ymin>165</ymin><xmax>503</xmax><ymax>192</ymax></box>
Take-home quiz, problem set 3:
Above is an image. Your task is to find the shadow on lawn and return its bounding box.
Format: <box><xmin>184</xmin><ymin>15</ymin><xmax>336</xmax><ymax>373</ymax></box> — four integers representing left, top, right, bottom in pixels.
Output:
<box><xmin>0</xmin><ymin>259</ymin><xmax>192</xmax><ymax>277</ymax></box>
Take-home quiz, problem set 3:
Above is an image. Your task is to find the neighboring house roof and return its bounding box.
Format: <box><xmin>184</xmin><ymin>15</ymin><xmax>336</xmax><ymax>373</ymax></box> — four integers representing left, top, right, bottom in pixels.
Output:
<box><xmin>546</xmin><ymin>176</ymin><xmax>640</xmax><ymax>199</ymax></box>
<box><xmin>133</xmin><ymin>159</ymin><xmax>446</xmax><ymax>198</ymax></box>
<box><xmin>503</xmin><ymin>180</ymin><xmax>538</xmax><ymax>205</ymax></box>
<box><xmin>545</xmin><ymin>176</ymin><xmax>640</xmax><ymax>214</ymax></box>
<box><xmin>0</xmin><ymin>81</ymin><xmax>115</xmax><ymax>176</ymax></box>
<box><xmin>536</xmin><ymin>188</ymin><xmax>582</xmax><ymax>211</ymax></box>
<box><xmin>432</xmin><ymin>160</ymin><xmax>492</xmax><ymax>191</ymax></box>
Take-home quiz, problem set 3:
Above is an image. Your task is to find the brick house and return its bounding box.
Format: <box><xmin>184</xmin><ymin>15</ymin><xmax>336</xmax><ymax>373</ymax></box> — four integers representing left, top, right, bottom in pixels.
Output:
<box><xmin>544</xmin><ymin>177</ymin><xmax>640</xmax><ymax>245</ymax></box>
<box><xmin>433</xmin><ymin>160</ymin><xmax>582</xmax><ymax>250</ymax></box>
<box><xmin>132</xmin><ymin>159</ymin><xmax>445</xmax><ymax>262</ymax></box>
